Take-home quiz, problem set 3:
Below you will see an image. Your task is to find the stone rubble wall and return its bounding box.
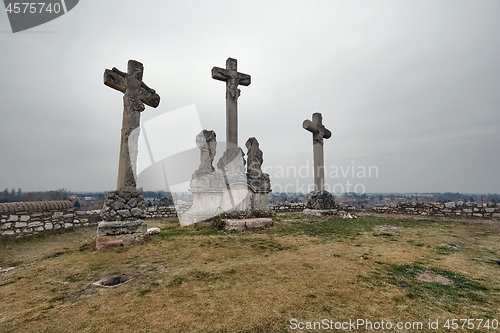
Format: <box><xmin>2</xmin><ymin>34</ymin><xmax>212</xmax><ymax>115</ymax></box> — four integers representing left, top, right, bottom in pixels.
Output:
<box><xmin>3</xmin><ymin>199</ymin><xmax>498</xmax><ymax>238</ymax></box>
<box><xmin>371</xmin><ymin>201</ymin><xmax>500</xmax><ymax>219</ymax></box>
<box><xmin>270</xmin><ymin>203</ymin><xmax>306</xmax><ymax>212</ymax></box>
<box><xmin>0</xmin><ymin>201</ymin><xmax>81</xmax><ymax>237</ymax></box>
<box><xmin>145</xmin><ymin>206</ymin><xmax>178</xmax><ymax>218</ymax></box>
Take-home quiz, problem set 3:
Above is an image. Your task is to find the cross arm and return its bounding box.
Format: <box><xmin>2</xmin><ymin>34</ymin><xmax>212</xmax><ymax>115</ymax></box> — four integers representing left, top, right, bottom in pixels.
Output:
<box><xmin>212</xmin><ymin>67</ymin><xmax>228</xmax><ymax>82</ymax></box>
<box><xmin>139</xmin><ymin>85</ymin><xmax>161</xmax><ymax>108</ymax></box>
<box><xmin>104</xmin><ymin>68</ymin><xmax>160</xmax><ymax>108</ymax></box>
<box><xmin>104</xmin><ymin>67</ymin><xmax>127</xmax><ymax>93</ymax></box>
<box><xmin>237</xmin><ymin>72</ymin><xmax>251</xmax><ymax>86</ymax></box>
<box><xmin>303</xmin><ymin>120</ymin><xmax>332</xmax><ymax>138</ymax></box>
<box><xmin>211</xmin><ymin>67</ymin><xmax>251</xmax><ymax>86</ymax></box>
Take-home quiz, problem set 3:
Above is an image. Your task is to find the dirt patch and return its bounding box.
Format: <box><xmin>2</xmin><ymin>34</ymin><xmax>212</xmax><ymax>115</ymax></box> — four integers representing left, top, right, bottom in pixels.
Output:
<box><xmin>417</xmin><ymin>272</ymin><xmax>454</xmax><ymax>285</ymax></box>
<box><xmin>373</xmin><ymin>225</ymin><xmax>406</xmax><ymax>234</ymax></box>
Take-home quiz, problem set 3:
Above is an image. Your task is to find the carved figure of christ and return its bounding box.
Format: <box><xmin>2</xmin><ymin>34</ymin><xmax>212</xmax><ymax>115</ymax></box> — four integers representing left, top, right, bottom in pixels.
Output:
<box><xmin>211</xmin><ymin>58</ymin><xmax>251</xmax><ymax>148</ymax></box>
<box><xmin>103</xmin><ymin>60</ymin><xmax>160</xmax><ymax>189</ymax></box>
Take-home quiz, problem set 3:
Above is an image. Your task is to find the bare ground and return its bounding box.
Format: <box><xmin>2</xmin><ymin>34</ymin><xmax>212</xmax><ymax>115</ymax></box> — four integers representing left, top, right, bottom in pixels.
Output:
<box><xmin>0</xmin><ymin>213</ymin><xmax>499</xmax><ymax>332</ymax></box>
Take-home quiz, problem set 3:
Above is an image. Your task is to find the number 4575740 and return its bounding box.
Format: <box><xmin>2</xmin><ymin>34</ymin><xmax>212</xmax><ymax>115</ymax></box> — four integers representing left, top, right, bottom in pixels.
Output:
<box><xmin>444</xmin><ymin>319</ymin><xmax>499</xmax><ymax>330</ymax></box>
<box><xmin>5</xmin><ymin>3</ymin><xmax>62</xmax><ymax>14</ymax></box>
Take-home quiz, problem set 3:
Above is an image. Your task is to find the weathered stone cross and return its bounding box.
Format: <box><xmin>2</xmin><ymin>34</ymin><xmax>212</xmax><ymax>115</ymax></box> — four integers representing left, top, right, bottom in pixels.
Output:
<box><xmin>212</xmin><ymin>58</ymin><xmax>251</xmax><ymax>148</ymax></box>
<box><xmin>104</xmin><ymin>60</ymin><xmax>160</xmax><ymax>189</ymax></box>
<box><xmin>303</xmin><ymin>113</ymin><xmax>331</xmax><ymax>192</ymax></box>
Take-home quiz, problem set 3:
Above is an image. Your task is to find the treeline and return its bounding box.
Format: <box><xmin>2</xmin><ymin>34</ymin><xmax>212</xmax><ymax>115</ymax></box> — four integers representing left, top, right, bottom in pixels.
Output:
<box><xmin>0</xmin><ymin>188</ymin><xmax>70</xmax><ymax>203</ymax></box>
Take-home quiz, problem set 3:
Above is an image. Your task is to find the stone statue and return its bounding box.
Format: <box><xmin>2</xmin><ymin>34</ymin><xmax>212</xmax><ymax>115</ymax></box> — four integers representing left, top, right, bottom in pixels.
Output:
<box><xmin>246</xmin><ymin>137</ymin><xmax>263</xmax><ymax>175</ymax></box>
<box><xmin>217</xmin><ymin>146</ymin><xmax>246</xmax><ymax>186</ymax></box>
<box><xmin>196</xmin><ymin>130</ymin><xmax>217</xmax><ymax>173</ymax></box>
<box><xmin>190</xmin><ymin>130</ymin><xmax>224</xmax><ymax>190</ymax></box>
<box><xmin>245</xmin><ymin>137</ymin><xmax>270</xmax><ymax>192</ymax></box>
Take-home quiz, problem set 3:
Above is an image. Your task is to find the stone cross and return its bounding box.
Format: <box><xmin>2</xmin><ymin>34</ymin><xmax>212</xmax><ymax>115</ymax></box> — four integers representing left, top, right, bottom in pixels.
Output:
<box><xmin>104</xmin><ymin>60</ymin><xmax>160</xmax><ymax>189</ymax></box>
<box><xmin>303</xmin><ymin>113</ymin><xmax>331</xmax><ymax>192</ymax></box>
<box><xmin>212</xmin><ymin>58</ymin><xmax>251</xmax><ymax>148</ymax></box>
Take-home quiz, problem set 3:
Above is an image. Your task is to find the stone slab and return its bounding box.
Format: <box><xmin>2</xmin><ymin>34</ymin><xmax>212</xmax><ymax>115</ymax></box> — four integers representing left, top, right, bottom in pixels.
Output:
<box><xmin>96</xmin><ymin>220</ymin><xmax>147</xmax><ymax>249</ymax></box>
<box><xmin>225</xmin><ymin>218</ymin><xmax>273</xmax><ymax>231</ymax></box>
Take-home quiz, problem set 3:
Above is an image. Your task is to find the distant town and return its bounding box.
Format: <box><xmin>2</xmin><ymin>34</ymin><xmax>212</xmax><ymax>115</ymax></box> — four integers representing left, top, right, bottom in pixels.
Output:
<box><xmin>1</xmin><ymin>188</ymin><xmax>498</xmax><ymax>211</ymax></box>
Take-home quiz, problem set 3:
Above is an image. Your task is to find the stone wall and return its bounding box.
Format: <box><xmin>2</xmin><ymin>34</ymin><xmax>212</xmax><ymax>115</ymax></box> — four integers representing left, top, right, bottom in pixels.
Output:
<box><xmin>371</xmin><ymin>201</ymin><xmax>500</xmax><ymax>219</ymax></box>
<box><xmin>270</xmin><ymin>203</ymin><xmax>306</xmax><ymax>212</ymax></box>
<box><xmin>145</xmin><ymin>206</ymin><xmax>178</xmax><ymax>218</ymax></box>
<box><xmin>3</xmin><ymin>199</ymin><xmax>498</xmax><ymax>238</ymax></box>
<box><xmin>0</xmin><ymin>201</ymin><xmax>81</xmax><ymax>237</ymax></box>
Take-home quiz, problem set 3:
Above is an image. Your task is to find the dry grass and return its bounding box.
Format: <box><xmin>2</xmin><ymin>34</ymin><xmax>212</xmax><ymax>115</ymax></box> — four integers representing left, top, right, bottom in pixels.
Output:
<box><xmin>0</xmin><ymin>214</ymin><xmax>499</xmax><ymax>332</ymax></box>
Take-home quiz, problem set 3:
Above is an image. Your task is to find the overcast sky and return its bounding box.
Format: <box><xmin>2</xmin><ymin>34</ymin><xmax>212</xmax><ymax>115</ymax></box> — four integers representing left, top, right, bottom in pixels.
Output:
<box><xmin>0</xmin><ymin>0</ymin><xmax>498</xmax><ymax>194</ymax></box>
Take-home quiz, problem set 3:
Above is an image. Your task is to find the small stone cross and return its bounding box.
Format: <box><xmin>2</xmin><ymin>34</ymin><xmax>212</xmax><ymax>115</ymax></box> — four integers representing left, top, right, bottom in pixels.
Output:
<box><xmin>104</xmin><ymin>60</ymin><xmax>160</xmax><ymax>189</ymax></box>
<box><xmin>212</xmin><ymin>58</ymin><xmax>251</xmax><ymax>148</ymax></box>
<box><xmin>303</xmin><ymin>113</ymin><xmax>331</xmax><ymax>192</ymax></box>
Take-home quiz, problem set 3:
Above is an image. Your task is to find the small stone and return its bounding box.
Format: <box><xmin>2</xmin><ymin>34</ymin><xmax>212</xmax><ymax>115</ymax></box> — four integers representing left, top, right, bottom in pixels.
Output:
<box><xmin>131</xmin><ymin>208</ymin><xmax>143</xmax><ymax>217</ymax></box>
<box><xmin>15</xmin><ymin>222</ymin><xmax>27</xmax><ymax>228</ymax></box>
<box><xmin>444</xmin><ymin>202</ymin><xmax>455</xmax><ymax>209</ymax></box>
<box><xmin>45</xmin><ymin>223</ymin><xmax>53</xmax><ymax>230</ymax></box>
<box><xmin>64</xmin><ymin>223</ymin><xmax>73</xmax><ymax>228</ymax></box>
<box><xmin>127</xmin><ymin>198</ymin><xmax>137</xmax><ymax>208</ymax></box>
<box><xmin>7</xmin><ymin>215</ymin><xmax>19</xmax><ymax>222</ymax></box>
<box><xmin>122</xmin><ymin>191</ymin><xmax>132</xmax><ymax>201</ymax></box>
<box><xmin>146</xmin><ymin>227</ymin><xmax>160</xmax><ymax>235</ymax></box>
<box><xmin>19</xmin><ymin>215</ymin><xmax>30</xmax><ymax>222</ymax></box>
<box><xmin>112</xmin><ymin>201</ymin><xmax>125</xmax><ymax>211</ymax></box>
<box><xmin>117</xmin><ymin>210</ymin><xmax>132</xmax><ymax>218</ymax></box>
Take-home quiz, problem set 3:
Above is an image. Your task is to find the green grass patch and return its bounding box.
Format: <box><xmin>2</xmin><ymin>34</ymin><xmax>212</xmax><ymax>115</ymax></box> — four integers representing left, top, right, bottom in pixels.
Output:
<box><xmin>436</xmin><ymin>244</ymin><xmax>459</xmax><ymax>255</ymax></box>
<box><xmin>384</xmin><ymin>262</ymin><xmax>487</xmax><ymax>305</ymax></box>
